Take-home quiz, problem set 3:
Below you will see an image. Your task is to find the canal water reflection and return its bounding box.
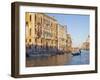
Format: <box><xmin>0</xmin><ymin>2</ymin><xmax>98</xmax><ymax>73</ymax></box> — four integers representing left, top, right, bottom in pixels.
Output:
<box><xmin>66</xmin><ymin>50</ymin><xmax>89</xmax><ymax>65</ymax></box>
<box><xmin>26</xmin><ymin>50</ymin><xmax>89</xmax><ymax>67</ymax></box>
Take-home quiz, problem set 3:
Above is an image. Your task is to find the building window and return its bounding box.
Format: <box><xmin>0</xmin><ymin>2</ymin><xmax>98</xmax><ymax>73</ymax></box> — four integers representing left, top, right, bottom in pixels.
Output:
<box><xmin>35</xmin><ymin>28</ymin><xmax>37</xmax><ymax>35</ymax></box>
<box><xmin>29</xmin><ymin>39</ymin><xmax>31</xmax><ymax>42</ymax></box>
<box><xmin>41</xmin><ymin>17</ymin><xmax>42</xmax><ymax>24</ymax></box>
<box><xmin>26</xmin><ymin>21</ymin><xmax>28</xmax><ymax>26</ymax></box>
<box><xmin>30</xmin><ymin>15</ymin><xmax>32</xmax><ymax>22</ymax></box>
<box><xmin>30</xmin><ymin>28</ymin><xmax>31</xmax><ymax>35</ymax></box>
<box><xmin>35</xmin><ymin>14</ymin><xmax>36</xmax><ymax>23</ymax></box>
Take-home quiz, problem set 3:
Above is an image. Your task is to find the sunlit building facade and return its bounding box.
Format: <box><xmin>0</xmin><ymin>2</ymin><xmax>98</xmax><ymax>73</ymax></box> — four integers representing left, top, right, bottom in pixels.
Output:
<box><xmin>25</xmin><ymin>12</ymin><xmax>72</xmax><ymax>55</ymax></box>
<box><xmin>25</xmin><ymin>13</ymin><xmax>36</xmax><ymax>48</ymax></box>
<box><xmin>66</xmin><ymin>34</ymin><xmax>72</xmax><ymax>53</ymax></box>
<box><xmin>25</xmin><ymin>13</ymin><xmax>58</xmax><ymax>53</ymax></box>
<box><xmin>58</xmin><ymin>24</ymin><xmax>67</xmax><ymax>51</ymax></box>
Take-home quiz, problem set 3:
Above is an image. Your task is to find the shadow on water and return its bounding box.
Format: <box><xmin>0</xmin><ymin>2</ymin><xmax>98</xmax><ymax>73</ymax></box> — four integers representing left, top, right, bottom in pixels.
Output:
<box><xmin>26</xmin><ymin>45</ymin><xmax>68</xmax><ymax>57</ymax></box>
<box><xmin>26</xmin><ymin>53</ymin><xmax>71</xmax><ymax>67</ymax></box>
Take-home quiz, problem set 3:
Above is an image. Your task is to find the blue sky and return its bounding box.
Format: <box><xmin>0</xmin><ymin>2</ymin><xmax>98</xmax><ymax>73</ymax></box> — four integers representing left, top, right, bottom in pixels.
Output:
<box><xmin>47</xmin><ymin>13</ymin><xmax>90</xmax><ymax>47</ymax></box>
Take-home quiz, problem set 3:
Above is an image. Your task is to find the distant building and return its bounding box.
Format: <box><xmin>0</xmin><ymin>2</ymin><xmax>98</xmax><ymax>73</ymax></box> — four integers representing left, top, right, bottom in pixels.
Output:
<box><xmin>72</xmin><ymin>47</ymin><xmax>79</xmax><ymax>53</ymax></box>
<box><xmin>66</xmin><ymin>34</ymin><xmax>72</xmax><ymax>53</ymax></box>
<box><xmin>81</xmin><ymin>36</ymin><xmax>90</xmax><ymax>50</ymax></box>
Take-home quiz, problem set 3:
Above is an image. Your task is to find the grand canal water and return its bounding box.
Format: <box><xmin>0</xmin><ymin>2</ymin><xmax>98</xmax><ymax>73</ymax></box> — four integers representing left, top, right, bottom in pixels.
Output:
<box><xmin>66</xmin><ymin>50</ymin><xmax>89</xmax><ymax>65</ymax></box>
<box><xmin>26</xmin><ymin>50</ymin><xmax>89</xmax><ymax>67</ymax></box>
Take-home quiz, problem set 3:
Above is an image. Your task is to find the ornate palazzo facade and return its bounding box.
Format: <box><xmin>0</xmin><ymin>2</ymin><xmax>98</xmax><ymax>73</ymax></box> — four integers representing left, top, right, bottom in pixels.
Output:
<box><xmin>25</xmin><ymin>13</ymin><xmax>72</xmax><ymax>54</ymax></box>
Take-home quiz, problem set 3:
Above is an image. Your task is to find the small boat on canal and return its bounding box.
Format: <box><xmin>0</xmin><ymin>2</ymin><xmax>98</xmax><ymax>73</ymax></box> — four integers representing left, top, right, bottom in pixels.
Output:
<box><xmin>72</xmin><ymin>49</ymin><xmax>81</xmax><ymax>56</ymax></box>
